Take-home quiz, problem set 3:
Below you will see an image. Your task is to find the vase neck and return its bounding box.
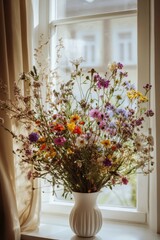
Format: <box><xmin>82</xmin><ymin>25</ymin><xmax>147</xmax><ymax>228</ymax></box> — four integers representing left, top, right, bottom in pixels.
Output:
<box><xmin>72</xmin><ymin>192</ymin><xmax>99</xmax><ymax>207</ymax></box>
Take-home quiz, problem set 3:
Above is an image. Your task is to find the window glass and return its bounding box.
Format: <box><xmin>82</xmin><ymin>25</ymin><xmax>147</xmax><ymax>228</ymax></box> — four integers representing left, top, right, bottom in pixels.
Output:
<box><xmin>54</xmin><ymin>0</ymin><xmax>137</xmax><ymax>19</ymax></box>
<box><xmin>46</xmin><ymin>15</ymin><xmax>137</xmax><ymax>208</ymax></box>
<box><xmin>51</xmin><ymin>16</ymin><xmax>137</xmax><ymax>81</ymax></box>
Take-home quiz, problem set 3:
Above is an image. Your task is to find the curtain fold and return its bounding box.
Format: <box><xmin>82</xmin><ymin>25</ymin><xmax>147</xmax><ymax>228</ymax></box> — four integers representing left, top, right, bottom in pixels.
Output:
<box><xmin>0</xmin><ymin>0</ymin><xmax>40</xmax><ymax>239</ymax></box>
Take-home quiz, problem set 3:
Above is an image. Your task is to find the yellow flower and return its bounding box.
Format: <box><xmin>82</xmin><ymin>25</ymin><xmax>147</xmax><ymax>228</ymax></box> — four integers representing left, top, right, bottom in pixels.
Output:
<box><xmin>137</xmin><ymin>92</ymin><xmax>148</xmax><ymax>102</ymax></box>
<box><xmin>45</xmin><ymin>150</ymin><xmax>56</xmax><ymax>158</ymax></box>
<box><xmin>101</xmin><ymin>139</ymin><xmax>111</xmax><ymax>147</ymax></box>
<box><xmin>67</xmin><ymin>122</ymin><xmax>76</xmax><ymax>132</ymax></box>
<box><xmin>108</xmin><ymin>62</ymin><xmax>117</xmax><ymax>71</ymax></box>
<box><xmin>67</xmin><ymin>148</ymin><xmax>73</xmax><ymax>154</ymax></box>
<box><xmin>45</xmin><ymin>152</ymin><xmax>50</xmax><ymax>158</ymax></box>
<box><xmin>127</xmin><ymin>89</ymin><xmax>138</xmax><ymax>99</ymax></box>
<box><xmin>70</xmin><ymin>114</ymin><xmax>80</xmax><ymax>122</ymax></box>
<box><xmin>127</xmin><ymin>90</ymin><xmax>148</xmax><ymax>102</ymax></box>
<box><xmin>50</xmin><ymin>150</ymin><xmax>56</xmax><ymax>158</ymax></box>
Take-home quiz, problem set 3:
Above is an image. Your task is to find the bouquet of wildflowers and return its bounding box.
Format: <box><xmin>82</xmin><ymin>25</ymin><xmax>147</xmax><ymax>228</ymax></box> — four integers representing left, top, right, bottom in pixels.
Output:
<box><xmin>0</xmin><ymin>44</ymin><xmax>154</xmax><ymax>196</ymax></box>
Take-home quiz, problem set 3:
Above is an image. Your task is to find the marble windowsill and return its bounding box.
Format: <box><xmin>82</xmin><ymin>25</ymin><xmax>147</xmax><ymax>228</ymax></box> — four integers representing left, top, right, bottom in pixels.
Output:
<box><xmin>21</xmin><ymin>221</ymin><xmax>160</xmax><ymax>240</ymax></box>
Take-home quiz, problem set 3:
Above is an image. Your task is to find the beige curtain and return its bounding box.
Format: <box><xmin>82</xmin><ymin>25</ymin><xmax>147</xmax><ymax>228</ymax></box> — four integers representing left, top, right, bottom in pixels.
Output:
<box><xmin>0</xmin><ymin>0</ymin><xmax>40</xmax><ymax>239</ymax></box>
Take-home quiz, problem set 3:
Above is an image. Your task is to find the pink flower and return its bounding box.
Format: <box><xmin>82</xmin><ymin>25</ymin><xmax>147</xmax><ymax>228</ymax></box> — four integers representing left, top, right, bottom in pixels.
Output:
<box><xmin>89</xmin><ymin>109</ymin><xmax>100</xmax><ymax>118</ymax></box>
<box><xmin>99</xmin><ymin>120</ymin><xmax>106</xmax><ymax>130</ymax></box>
<box><xmin>97</xmin><ymin>112</ymin><xmax>105</xmax><ymax>121</ymax></box>
<box><xmin>54</xmin><ymin>137</ymin><xmax>66</xmax><ymax>146</ymax></box>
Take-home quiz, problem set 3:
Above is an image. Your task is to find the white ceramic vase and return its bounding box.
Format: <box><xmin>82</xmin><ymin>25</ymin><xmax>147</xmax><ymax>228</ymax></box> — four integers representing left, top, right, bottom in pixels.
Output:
<box><xmin>69</xmin><ymin>191</ymin><xmax>102</xmax><ymax>237</ymax></box>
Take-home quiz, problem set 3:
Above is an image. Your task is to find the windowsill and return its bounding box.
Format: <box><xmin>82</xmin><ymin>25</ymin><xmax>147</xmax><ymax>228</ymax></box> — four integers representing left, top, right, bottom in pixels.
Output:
<box><xmin>21</xmin><ymin>220</ymin><xmax>160</xmax><ymax>240</ymax></box>
<box><xmin>41</xmin><ymin>202</ymin><xmax>147</xmax><ymax>223</ymax></box>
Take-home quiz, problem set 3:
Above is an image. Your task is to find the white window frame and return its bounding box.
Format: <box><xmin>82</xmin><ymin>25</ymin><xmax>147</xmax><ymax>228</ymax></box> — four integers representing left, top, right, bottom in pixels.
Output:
<box><xmin>33</xmin><ymin>0</ymin><xmax>152</xmax><ymax>225</ymax></box>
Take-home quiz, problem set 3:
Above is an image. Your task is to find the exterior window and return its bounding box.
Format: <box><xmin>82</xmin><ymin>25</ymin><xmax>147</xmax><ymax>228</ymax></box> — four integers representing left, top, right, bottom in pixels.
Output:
<box><xmin>119</xmin><ymin>32</ymin><xmax>132</xmax><ymax>61</ymax></box>
<box><xmin>80</xmin><ymin>35</ymin><xmax>96</xmax><ymax>66</ymax></box>
<box><xmin>111</xmin><ymin>16</ymin><xmax>137</xmax><ymax>65</ymax></box>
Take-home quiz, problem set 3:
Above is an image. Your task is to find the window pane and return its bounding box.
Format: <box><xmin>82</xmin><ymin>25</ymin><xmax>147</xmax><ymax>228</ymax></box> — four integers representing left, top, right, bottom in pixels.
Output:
<box><xmin>55</xmin><ymin>0</ymin><xmax>137</xmax><ymax>20</ymax></box>
<box><xmin>52</xmin><ymin>16</ymin><xmax>137</xmax><ymax>77</ymax></box>
<box><xmin>48</xmin><ymin>15</ymin><xmax>137</xmax><ymax>208</ymax></box>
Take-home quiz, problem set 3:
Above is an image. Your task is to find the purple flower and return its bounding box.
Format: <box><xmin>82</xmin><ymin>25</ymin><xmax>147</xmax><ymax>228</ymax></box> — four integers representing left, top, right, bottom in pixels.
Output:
<box><xmin>143</xmin><ymin>84</ymin><xmax>152</xmax><ymax>91</ymax></box>
<box><xmin>89</xmin><ymin>109</ymin><xmax>100</xmax><ymax>118</ymax></box>
<box><xmin>94</xmin><ymin>73</ymin><xmax>101</xmax><ymax>82</ymax></box>
<box><xmin>120</xmin><ymin>71</ymin><xmax>128</xmax><ymax>77</ymax></box>
<box><xmin>29</xmin><ymin>132</ymin><xmax>39</xmax><ymax>142</ymax></box>
<box><xmin>25</xmin><ymin>149</ymin><xmax>32</xmax><ymax>156</ymax></box>
<box><xmin>129</xmin><ymin>109</ymin><xmax>135</xmax><ymax>115</ymax></box>
<box><xmin>54</xmin><ymin>137</ymin><xmax>66</xmax><ymax>146</ymax></box>
<box><xmin>106</xmin><ymin>102</ymin><xmax>115</xmax><ymax>111</ymax></box>
<box><xmin>135</xmin><ymin>117</ymin><xmax>144</xmax><ymax>126</ymax></box>
<box><xmin>117</xmin><ymin>62</ymin><xmax>123</xmax><ymax>69</ymax></box>
<box><xmin>124</xmin><ymin>81</ymin><xmax>135</xmax><ymax>90</ymax></box>
<box><xmin>103</xmin><ymin>158</ymin><xmax>112</xmax><ymax>167</ymax></box>
<box><xmin>94</xmin><ymin>73</ymin><xmax>110</xmax><ymax>89</ymax></box>
<box><xmin>109</xmin><ymin>122</ymin><xmax>116</xmax><ymax>128</ymax></box>
<box><xmin>116</xmin><ymin>108</ymin><xmax>128</xmax><ymax>118</ymax></box>
<box><xmin>97</xmin><ymin>78</ymin><xmax>110</xmax><ymax>89</ymax></box>
<box><xmin>106</xmin><ymin>127</ymin><xmax>117</xmax><ymax>136</ymax></box>
<box><xmin>145</xmin><ymin>109</ymin><xmax>154</xmax><ymax>117</ymax></box>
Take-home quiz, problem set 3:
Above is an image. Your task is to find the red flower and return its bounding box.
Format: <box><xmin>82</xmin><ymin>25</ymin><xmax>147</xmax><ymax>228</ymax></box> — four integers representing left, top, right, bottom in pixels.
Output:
<box><xmin>79</xmin><ymin>121</ymin><xmax>85</xmax><ymax>125</ymax></box>
<box><xmin>111</xmin><ymin>145</ymin><xmax>117</xmax><ymax>151</ymax></box>
<box><xmin>40</xmin><ymin>143</ymin><xmax>46</xmax><ymax>150</ymax></box>
<box><xmin>73</xmin><ymin>125</ymin><xmax>83</xmax><ymax>134</ymax></box>
<box><xmin>122</xmin><ymin>177</ymin><xmax>128</xmax><ymax>185</ymax></box>
<box><xmin>35</xmin><ymin>120</ymin><xmax>41</xmax><ymax>125</ymax></box>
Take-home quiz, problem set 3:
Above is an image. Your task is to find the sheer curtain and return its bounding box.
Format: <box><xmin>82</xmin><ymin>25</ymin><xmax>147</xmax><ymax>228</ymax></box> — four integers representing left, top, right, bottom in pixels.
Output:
<box><xmin>0</xmin><ymin>0</ymin><xmax>40</xmax><ymax>239</ymax></box>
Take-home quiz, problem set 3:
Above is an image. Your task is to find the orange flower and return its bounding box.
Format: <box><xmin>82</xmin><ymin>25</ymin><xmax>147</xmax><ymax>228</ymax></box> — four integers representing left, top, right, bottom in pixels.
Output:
<box><xmin>53</xmin><ymin>123</ymin><xmax>65</xmax><ymax>132</ymax></box>
<box><xmin>70</xmin><ymin>114</ymin><xmax>80</xmax><ymax>122</ymax></box>
<box><xmin>49</xmin><ymin>150</ymin><xmax>56</xmax><ymax>158</ymax></box>
<box><xmin>101</xmin><ymin>139</ymin><xmax>111</xmax><ymax>147</ymax></box>
<box><xmin>38</xmin><ymin>137</ymin><xmax>46</xmax><ymax>143</ymax></box>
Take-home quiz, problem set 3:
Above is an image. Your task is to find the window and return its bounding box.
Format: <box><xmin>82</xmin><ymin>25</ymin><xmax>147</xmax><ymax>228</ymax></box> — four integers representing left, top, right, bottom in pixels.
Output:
<box><xmin>112</xmin><ymin>28</ymin><xmax>137</xmax><ymax>65</ymax></box>
<box><xmin>33</xmin><ymin>0</ymin><xmax>150</xmax><ymax>223</ymax></box>
<box><xmin>111</xmin><ymin>15</ymin><xmax>137</xmax><ymax>66</ymax></box>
